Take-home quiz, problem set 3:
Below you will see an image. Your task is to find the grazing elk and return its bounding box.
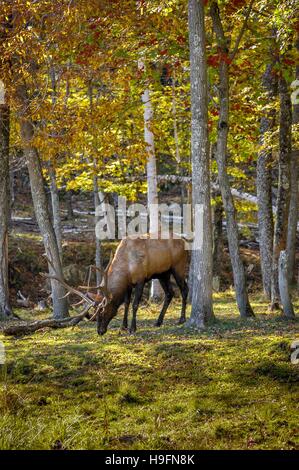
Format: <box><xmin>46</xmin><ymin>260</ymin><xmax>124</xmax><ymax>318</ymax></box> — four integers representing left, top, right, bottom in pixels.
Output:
<box><xmin>45</xmin><ymin>234</ymin><xmax>189</xmax><ymax>335</ymax></box>
<box><xmin>90</xmin><ymin>234</ymin><xmax>189</xmax><ymax>335</ymax></box>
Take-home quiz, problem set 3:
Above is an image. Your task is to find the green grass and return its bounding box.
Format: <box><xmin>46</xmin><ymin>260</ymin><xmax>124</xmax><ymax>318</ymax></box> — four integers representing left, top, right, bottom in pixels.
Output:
<box><xmin>0</xmin><ymin>294</ymin><xmax>298</xmax><ymax>450</ymax></box>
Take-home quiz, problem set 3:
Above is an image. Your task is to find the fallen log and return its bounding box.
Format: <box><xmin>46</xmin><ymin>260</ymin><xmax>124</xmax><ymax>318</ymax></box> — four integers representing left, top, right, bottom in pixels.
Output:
<box><xmin>2</xmin><ymin>307</ymin><xmax>92</xmax><ymax>336</ymax></box>
<box><xmin>3</xmin><ymin>258</ymin><xmax>109</xmax><ymax>336</ymax></box>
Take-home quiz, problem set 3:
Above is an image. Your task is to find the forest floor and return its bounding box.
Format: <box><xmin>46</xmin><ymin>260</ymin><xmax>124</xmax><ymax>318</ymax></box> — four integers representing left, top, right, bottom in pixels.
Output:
<box><xmin>2</xmin><ymin>189</ymin><xmax>298</xmax><ymax>450</ymax></box>
<box><xmin>0</xmin><ymin>296</ymin><xmax>298</xmax><ymax>450</ymax></box>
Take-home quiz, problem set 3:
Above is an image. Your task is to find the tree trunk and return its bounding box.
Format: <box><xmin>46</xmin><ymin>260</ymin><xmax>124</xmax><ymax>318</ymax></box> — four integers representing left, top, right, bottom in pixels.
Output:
<box><xmin>18</xmin><ymin>85</ymin><xmax>68</xmax><ymax>319</ymax></box>
<box><xmin>210</xmin><ymin>1</ymin><xmax>254</xmax><ymax>318</ymax></box>
<box><xmin>141</xmin><ymin>64</ymin><xmax>163</xmax><ymax>302</ymax></box>
<box><xmin>93</xmin><ymin>173</ymin><xmax>102</xmax><ymax>285</ymax></box>
<box><xmin>278</xmin><ymin>250</ymin><xmax>295</xmax><ymax>318</ymax></box>
<box><xmin>0</xmin><ymin>101</ymin><xmax>12</xmax><ymax>320</ymax></box>
<box><xmin>271</xmin><ymin>75</ymin><xmax>292</xmax><ymax>311</ymax></box>
<box><xmin>187</xmin><ymin>0</ymin><xmax>214</xmax><ymax>328</ymax></box>
<box><xmin>48</xmin><ymin>66</ymin><xmax>63</xmax><ymax>261</ymax></box>
<box><xmin>49</xmin><ymin>164</ymin><xmax>63</xmax><ymax>261</ymax></box>
<box><xmin>287</xmin><ymin>33</ymin><xmax>299</xmax><ymax>284</ymax></box>
<box><xmin>256</xmin><ymin>62</ymin><xmax>277</xmax><ymax>299</ymax></box>
<box><xmin>65</xmin><ymin>190</ymin><xmax>74</xmax><ymax>219</ymax></box>
<box><xmin>212</xmin><ymin>191</ymin><xmax>223</xmax><ymax>291</ymax></box>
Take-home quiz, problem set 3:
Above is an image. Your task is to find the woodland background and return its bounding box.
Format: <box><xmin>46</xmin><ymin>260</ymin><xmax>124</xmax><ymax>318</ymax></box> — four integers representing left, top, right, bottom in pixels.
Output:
<box><xmin>0</xmin><ymin>0</ymin><xmax>298</xmax><ymax>450</ymax></box>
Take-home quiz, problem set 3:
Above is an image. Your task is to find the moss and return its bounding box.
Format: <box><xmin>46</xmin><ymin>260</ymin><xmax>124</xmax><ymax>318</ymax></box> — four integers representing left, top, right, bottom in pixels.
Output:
<box><xmin>0</xmin><ymin>294</ymin><xmax>298</xmax><ymax>450</ymax></box>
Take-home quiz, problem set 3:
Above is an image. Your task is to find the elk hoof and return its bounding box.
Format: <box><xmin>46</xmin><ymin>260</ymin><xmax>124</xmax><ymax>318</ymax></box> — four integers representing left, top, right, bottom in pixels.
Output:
<box><xmin>121</xmin><ymin>325</ymin><xmax>128</xmax><ymax>331</ymax></box>
<box><xmin>155</xmin><ymin>321</ymin><xmax>162</xmax><ymax>327</ymax></box>
<box><xmin>178</xmin><ymin>318</ymin><xmax>186</xmax><ymax>325</ymax></box>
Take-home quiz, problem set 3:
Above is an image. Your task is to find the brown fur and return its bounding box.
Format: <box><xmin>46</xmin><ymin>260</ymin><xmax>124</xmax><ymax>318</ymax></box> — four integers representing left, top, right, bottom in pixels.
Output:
<box><xmin>97</xmin><ymin>234</ymin><xmax>189</xmax><ymax>335</ymax></box>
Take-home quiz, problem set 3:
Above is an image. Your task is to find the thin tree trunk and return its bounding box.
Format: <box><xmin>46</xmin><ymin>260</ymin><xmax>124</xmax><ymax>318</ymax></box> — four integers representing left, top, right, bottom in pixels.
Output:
<box><xmin>0</xmin><ymin>100</ymin><xmax>12</xmax><ymax>320</ymax></box>
<box><xmin>172</xmin><ymin>67</ymin><xmax>180</xmax><ymax>165</ymax></box>
<box><xmin>210</xmin><ymin>1</ymin><xmax>254</xmax><ymax>318</ymax></box>
<box><xmin>49</xmin><ymin>164</ymin><xmax>63</xmax><ymax>261</ymax></box>
<box><xmin>187</xmin><ymin>0</ymin><xmax>214</xmax><ymax>328</ymax></box>
<box><xmin>93</xmin><ymin>173</ymin><xmax>102</xmax><ymax>285</ymax></box>
<box><xmin>9</xmin><ymin>169</ymin><xmax>15</xmax><ymax>227</ymax></box>
<box><xmin>256</xmin><ymin>61</ymin><xmax>277</xmax><ymax>299</ymax></box>
<box><xmin>271</xmin><ymin>75</ymin><xmax>292</xmax><ymax>311</ymax></box>
<box><xmin>88</xmin><ymin>82</ymin><xmax>102</xmax><ymax>286</ymax></box>
<box><xmin>66</xmin><ymin>190</ymin><xmax>74</xmax><ymax>219</ymax></box>
<box><xmin>212</xmin><ymin>191</ymin><xmax>223</xmax><ymax>291</ymax></box>
<box><xmin>287</xmin><ymin>33</ymin><xmax>299</xmax><ymax>284</ymax></box>
<box><xmin>278</xmin><ymin>250</ymin><xmax>295</xmax><ymax>318</ymax></box>
<box><xmin>18</xmin><ymin>85</ymin><xmax>68</xmax><ymax>319</ymax></box>
<box><xmin>140</xmin><ymin>64</ymin><xmax>163</xmax><ymax>302</ymax></box>
<box><xmin>48</xmin><ymin>66</ymin><xmax>63</xmax><ymax>261</ymax></box>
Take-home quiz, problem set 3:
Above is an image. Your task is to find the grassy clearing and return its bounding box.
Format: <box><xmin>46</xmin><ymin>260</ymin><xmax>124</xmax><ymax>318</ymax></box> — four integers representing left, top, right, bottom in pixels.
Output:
<box><xmin>0</xmin><ymin>294</ymin><xmax>298</xmax><ymax>450</ymax></box>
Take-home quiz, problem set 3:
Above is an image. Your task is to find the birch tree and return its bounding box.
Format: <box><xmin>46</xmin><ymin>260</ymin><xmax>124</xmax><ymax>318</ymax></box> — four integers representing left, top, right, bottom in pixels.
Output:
<box><xmin>140</xmin><ymin>62</ymin><xmax>163</xmax><ymax>302</ymax></box>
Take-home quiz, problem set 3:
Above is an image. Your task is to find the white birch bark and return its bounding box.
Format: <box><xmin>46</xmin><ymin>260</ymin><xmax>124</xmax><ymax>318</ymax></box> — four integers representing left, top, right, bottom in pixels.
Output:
<box><xmin>140</xmin><ymin>62</ymin><xmax>163</xmax><ymax>301</ymax></box>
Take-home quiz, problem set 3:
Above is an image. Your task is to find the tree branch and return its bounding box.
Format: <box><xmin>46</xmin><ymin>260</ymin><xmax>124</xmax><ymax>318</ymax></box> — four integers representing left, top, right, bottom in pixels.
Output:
<box><xmin>229</xmin><ymin>0</ymin><xmax>255</xmax><ymax>61</ymax></box>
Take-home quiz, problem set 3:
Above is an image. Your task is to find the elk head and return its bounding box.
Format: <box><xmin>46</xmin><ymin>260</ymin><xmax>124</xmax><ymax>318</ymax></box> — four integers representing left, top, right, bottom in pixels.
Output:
<box><xmin>42</xmin><ymin>255</ymin><xmax>112</xmax><ymax>323</ymax></box>
<box><xmin>79</xmin><ymin>254</ymin><xmax>114</xmax><ymax>332</ymax></box>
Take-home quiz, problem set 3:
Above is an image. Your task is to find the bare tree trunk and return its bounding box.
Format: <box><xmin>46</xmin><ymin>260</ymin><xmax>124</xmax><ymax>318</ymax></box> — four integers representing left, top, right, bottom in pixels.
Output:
<box><xmin>212</xmin><ymin>191</ymin><xmax>223</xmax><ymax>292</ymax></box>
<box><xmin>0</xmin><ymin>100</ymin><xmax>12</xmax><ymax>320</ymax></box>
<box><xmin>49</xmin><ymin>164</ymin><xmax>63</xmax><ymax>261</ymax></box>
<box><xmin>287</xmin><ymin>33</ymin><xmax>299</xmax><ymax>284</ymax></box>
<box><xmin>48</xmin><ymin>66</ymin><xmax>63</xmax><ymax>261</ymax></box>
<box><xmin>9</xmin><ymin>168</ymin><xmax>16</xmax><ymax>227</ymax></box>
<box><xmin>278</xmin><ymin>251</ymin><xmax>295</xmax><ymax>318</ymax></box>
<box><xmin>93</xmin><ymin>173</ymin><xmax>102</xmax><ymax>285</ymax></box>
<box><xmin>187</xmin><ymin>0</ymin><xmax>214</xmax><ymax>328</ymax></box>
<box><xmin>271</xmin><ymin>75</ymin><xmax>292</xmax><ymax>311</ymax></box>
<box><xmin>210</xmin><ymin>1</ymin><xmax>254</xmax><ymax>318</ymax></box>
<box><xmin>257</xmin><ymin>62</ymin><xmax>277</xmax><ymax>299</ymax></box>
<box><xmin>18</xmin><ymin>85</ymin><xmax>68</xmax><ymax>319</ymax></box>
<box><xmin>140</xmin><ymin>64</ymin><xmax>163</xmax><ymax>302</ymax></box>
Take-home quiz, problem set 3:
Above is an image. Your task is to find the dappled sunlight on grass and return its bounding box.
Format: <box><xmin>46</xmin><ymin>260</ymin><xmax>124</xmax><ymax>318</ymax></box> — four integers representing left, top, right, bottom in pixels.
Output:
<box><xmin>0</xmin><ymin>293</ymin><xmax>298</xmax><ymax>450</ymax></box>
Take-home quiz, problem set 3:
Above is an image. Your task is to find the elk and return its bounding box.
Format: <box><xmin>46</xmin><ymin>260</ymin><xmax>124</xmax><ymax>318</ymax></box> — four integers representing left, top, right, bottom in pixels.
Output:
<box><xmin>91</xmin><ymin>234</ymin><xmax>189</xmax><ymax>335</ymax></box>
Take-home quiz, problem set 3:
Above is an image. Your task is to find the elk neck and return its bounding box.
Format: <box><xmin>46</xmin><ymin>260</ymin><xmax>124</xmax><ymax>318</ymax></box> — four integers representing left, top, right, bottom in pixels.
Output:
<box><xmin>106</xmin><ymin>263</ymin><xmax>130</xmax><ymax>309</ymax></box>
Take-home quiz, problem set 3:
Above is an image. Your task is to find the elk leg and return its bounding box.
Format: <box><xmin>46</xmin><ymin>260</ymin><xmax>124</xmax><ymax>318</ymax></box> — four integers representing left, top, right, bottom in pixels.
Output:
<box><xmin>122</xmin><ymin>287</ymin><xmax>132</xmax><ymax>330</ymax></box>
<box><xmin>130</xmin><ymin>281</ymin><xmax>145</xmax><ymax>334</ymax></box>
<box><xmin>172</xmin><ymin>270</ymin><xmax>188</xmax><ymax>324</ymax></box>
<box><xmin>155</xmin><ymin>274</ymin><xmax>174</xmax><ymax>327</ymax></box>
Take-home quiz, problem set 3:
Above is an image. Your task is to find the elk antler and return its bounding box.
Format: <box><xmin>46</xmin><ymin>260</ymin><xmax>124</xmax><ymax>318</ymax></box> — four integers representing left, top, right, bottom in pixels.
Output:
<box><xmin>79</xmin><ymin>252</ymin><xmax>113</xmax><ymax>299</ymax></box>
<box><xmin>42</xmin><ymin>255</ymin><xmax>95</xmax><ymax>307</ymax></box>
